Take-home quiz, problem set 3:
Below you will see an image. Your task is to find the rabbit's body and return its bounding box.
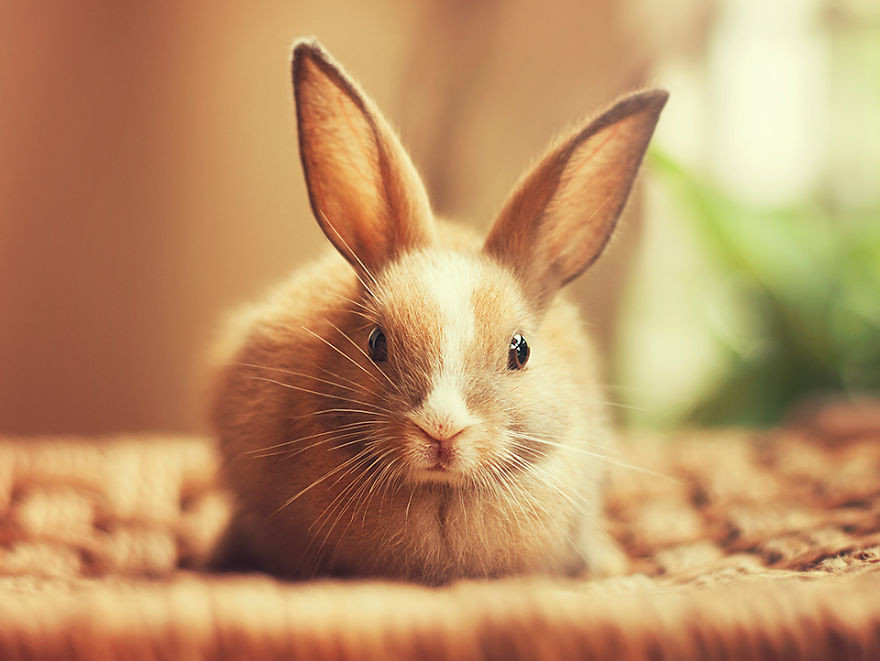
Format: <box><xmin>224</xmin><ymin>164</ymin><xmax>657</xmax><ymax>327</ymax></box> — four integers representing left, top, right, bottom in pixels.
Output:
<box><xmin>210</xmin><ymin>40</ymin><xmax>665</xmax><ymax>583</ymax></box>
<box><xmin>212</xmin><ymin>223</ymin><xmax>611</xmax><ymax>582</ymax></box>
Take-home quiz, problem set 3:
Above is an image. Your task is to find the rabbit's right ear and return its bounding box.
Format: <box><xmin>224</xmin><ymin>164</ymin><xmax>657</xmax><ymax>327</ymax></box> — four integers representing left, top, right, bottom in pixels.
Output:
<box><xmin>483</xmin><ymin>90</ymin><xmax>667</xmax><ymax>314</ymax></box>
<box><xmin>292</xmin><ymin>40</ymin><xmax>435</xmax><ymax>277</ymax></box>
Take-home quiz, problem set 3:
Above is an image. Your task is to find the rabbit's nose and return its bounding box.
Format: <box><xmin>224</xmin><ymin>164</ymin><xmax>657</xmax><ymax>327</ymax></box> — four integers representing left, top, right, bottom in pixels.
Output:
<box><xmin>413</xmin><ymin>420</ymin><xmax>469</xmax><ymax>465</ymax></box>
<box><xmin>410</xmin><ymin>380</ymin><xmax>478</xmax><ymax>444</ymax></box>
<box><xmin>414</xmin><ymin>419</ymin><xmax>468</xmax><ymax>444</ymax></box>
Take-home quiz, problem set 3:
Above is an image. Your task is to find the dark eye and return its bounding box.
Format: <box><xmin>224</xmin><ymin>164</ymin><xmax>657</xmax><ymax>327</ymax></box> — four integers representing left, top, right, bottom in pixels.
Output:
<box><xmin>508</xmin><ymin>333</ymin><xmax>529</xmax><ymax>370</ymax></box>
<box><xmin>368</xmin><ymin>326</ymin><xmax>388</xmax><ymax>362</ymax></box>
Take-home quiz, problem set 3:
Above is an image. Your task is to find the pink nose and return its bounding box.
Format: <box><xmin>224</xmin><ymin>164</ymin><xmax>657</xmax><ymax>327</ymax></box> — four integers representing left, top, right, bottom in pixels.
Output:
<box><xmin>416</xmin><ymin>422</ymin><xmax>467</xmax><ymax>463</ymax></box>
<box><xmin>415</xmin><ymin>420</ymin><xmax>466</xmax><ymax>444</ymax></box>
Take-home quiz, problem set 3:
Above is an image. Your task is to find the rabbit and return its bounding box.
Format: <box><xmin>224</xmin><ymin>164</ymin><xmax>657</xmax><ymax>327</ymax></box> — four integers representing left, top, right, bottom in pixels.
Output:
<box><xmin>208</xmin><ymin>38</ymin><xmax>667</xmax><ymax>584</ymax></box>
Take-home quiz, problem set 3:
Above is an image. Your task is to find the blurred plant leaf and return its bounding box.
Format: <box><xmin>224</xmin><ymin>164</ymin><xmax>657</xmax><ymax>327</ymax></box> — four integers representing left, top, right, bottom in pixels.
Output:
<box><xmin>646</xmin><ymin>149</ymin><xmax>880</xmax><ymax>426</ymax></box>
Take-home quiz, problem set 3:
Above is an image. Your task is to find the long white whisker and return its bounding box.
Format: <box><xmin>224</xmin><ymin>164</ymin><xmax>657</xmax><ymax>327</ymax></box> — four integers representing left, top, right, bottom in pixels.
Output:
<box><xmin>485</xmin><ymin>458</ymin><xmax>529</xmax><ymax>528</ymax></box>
<box><xmin>252</xmin><ymin>432</ymin><xmax>365</xmax><ymax>460</ymax></box>
<box><xmin>360</xmin><ymin>456</ymin><xmax>401</xmax><ymax>524</ymax></box>
<box><xmin>286</xmin><ymin>428</ymin><xmax>378</xmax><ymax>458</ymax></box>
<box><xmin>271</xmin><ymin>449</ymin><xmax>372</xmax><ymax>516</ymax></box>
<box><xmin>326</xmin><ymin>320</ymin><xmax>398</xmax><ymax>391</ymax></box>
<box><xmin>509</xmin><ymin>432</ymin><xmax>678</xmax><ymax>482</ymax></box>
<box><xmin>245</xmin><ymin>420</ymin><xmax>382</xmax><ymax>456</ymax></box>
<box><xmin>403</xmin><ymin>488</ymin><xmax>416</xmax><ymax>532</ymax></box>
<box><xmin>293</xmin><ymin>407</ymin><xmax>386</xmax><ymax>418</ymax></box>
<box><xmin>298</xmin><ymin>447</ymin><xmax>382</xmax><ymax>568</ymax></box>
<box><xmin>315</xmin><ymin>365</ymin><xmax>373</xmax><ymax>393</ymax></box>
<box><xmin>235</xmin><ymin>362</ymin><xmax>371</xmax><ymax>396</ymax></box>
<box><xmin>356</xmin><ymin>451</ymin><xmax>397</xmax><ymax>526</ymax></box>
<box><xmin>246</xmin><ymin>375</ymin><xmax>396</xmax><ymax>415</ymax></box>
<box><xmin>308</xmin><ymin>446</ymin><xmax>382</xmax><ymax>536</ymax></box>
<box><xmin>317</xmin><ymin>208</ymin><xmax>381</xmax><ymax>294</ymax></box>
<box><xmin>505</xmin><ymin>452</ymin><xmax>597</xmax><ymax>526</ymax></box>
<box><xmin>507</xmin><ymin>453</ymin><xmax>622</xmax><ymax>558</ymax></box>
<box><xmin>325</xmin><ymin>448</ymin><xmax>396</xmax><ymax>544</ymax></box>
<box><xmin>496</xmin><ymin>456</ymin><xmax>542</xmax><ymax>520</ymax></box>
<box><xmin>302</xmin><ymin>325</ymin><xmax>384</xmax><ymax>387</ymax></box>
<box><xmin>325</xmin><ymin>291</ymin><xmax>371</xmax><ymax>311</ymax></box>
<box><xmin>505</xmin><ymin>439</ymin><xmax>551</xmax><ymax>461</ymax></box>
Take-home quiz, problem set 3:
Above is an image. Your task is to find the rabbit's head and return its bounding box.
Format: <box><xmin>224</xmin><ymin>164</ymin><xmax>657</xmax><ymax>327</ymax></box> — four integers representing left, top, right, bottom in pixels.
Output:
<box><xmin>291</xmin><ymin>40</ymin><xmax>665</xmax><ymax>488</ymax></box>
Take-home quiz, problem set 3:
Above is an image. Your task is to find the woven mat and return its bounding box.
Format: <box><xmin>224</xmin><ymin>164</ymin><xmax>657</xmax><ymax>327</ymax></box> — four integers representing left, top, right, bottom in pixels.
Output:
<box><xmin>2</xmin><ymin>401</ymin><xmax>880</xmax><ymax>659</ymax></box>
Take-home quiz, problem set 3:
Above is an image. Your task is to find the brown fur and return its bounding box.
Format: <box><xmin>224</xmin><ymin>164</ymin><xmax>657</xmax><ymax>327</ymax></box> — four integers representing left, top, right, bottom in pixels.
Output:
<box><xmin>209</xmin><ymin>40</ymin><xmax>665</xmax><ymax>583</ymax></box>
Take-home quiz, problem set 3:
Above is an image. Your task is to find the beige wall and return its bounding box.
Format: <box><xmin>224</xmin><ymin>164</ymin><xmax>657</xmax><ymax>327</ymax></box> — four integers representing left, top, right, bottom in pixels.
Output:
<box><xmin>0</xmin><ymin>1</ymin><xmax>708</xmax><ymax>434</ymax></box>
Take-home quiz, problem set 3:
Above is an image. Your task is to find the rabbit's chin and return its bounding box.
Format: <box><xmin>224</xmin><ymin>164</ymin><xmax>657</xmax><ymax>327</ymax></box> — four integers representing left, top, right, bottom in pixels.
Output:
<box><xmin>408</xmin><ymin>467</ymin><xmax>469</xmax><ymax>486</ymax></box>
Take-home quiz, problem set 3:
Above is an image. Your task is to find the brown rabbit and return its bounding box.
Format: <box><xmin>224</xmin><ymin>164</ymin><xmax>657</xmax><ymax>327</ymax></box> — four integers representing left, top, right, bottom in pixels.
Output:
<box><xmin>209</xmin><ymin>39</ymin><xmax>667</xmax><ymax>583</ymax></box>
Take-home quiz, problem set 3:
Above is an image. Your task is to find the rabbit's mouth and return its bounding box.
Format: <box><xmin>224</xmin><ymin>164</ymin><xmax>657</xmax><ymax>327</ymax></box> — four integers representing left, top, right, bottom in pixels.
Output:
<box><xmin>406</xmin><ymin>445</ymin><xmax>470</xmax><ymax>485</ymax></box>
<box><xmin>411</xmin><ymin>465</ymin><xmax>463</xmax><ymax>485</ymax></box>
<box><xmin>411</xmin><ymin>452</ymin><xmax>465</xmax><ymax>484</ymax></box>
<box><xmin>401</xmin><ymin>421</ymin><xmax>488</xmax><ymax>486</ymax></box>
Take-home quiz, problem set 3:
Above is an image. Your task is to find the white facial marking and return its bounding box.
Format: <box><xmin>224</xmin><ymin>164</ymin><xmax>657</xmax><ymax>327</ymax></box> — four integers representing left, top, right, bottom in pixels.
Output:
<box><xmin>414</xmin><ymin>254</ymin><xmax>479</xmax><ymax>433</ymax></box>
<box><xmin>420</xmin><ymin>253</ymin><xmax>476</xmax><ymax>377</ymax></box>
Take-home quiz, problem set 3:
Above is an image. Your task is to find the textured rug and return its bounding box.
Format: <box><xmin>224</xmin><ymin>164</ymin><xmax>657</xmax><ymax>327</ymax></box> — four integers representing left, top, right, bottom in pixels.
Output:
<box><xmin>1</xmin><ymin>400</ymin><xmax>879</xmax><ymax>659</ymax></box>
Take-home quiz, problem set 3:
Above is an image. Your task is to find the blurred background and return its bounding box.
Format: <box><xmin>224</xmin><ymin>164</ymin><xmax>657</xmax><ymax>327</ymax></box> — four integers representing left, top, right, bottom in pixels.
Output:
<box><xmin>1</xmin><ymin>0</ymin><xmax>877</xmax><ymax>435</ymax></box>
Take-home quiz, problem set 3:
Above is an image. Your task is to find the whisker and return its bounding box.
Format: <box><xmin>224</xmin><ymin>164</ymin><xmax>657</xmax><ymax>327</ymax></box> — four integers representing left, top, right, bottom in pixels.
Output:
<box><xmin>317</xmin><ymin>208</ymin><xmax>381</xmax><ymax>295</ymax></box>
<box><xmin>590</xmin><ymin>400</ymin><xmax>645</xmax><ymax>412</ymax></box>
<box><xmin>325</xmin><ymin>291</ymin><xmax>371</xmax><ymax>311</ymax></box>
<box><xmin>403</xmin><ymin>488</ymin><xmax>416</xmax><ymax>532</ymax></box>
<box><xmin>286</xmin><ymin>428</ymin><xmax>379</xmax><ymax>458</ymax></box>
<box><xmin>511</xmin><ymin>454</ymin><xmax>623</xmax><ymax>557</ymax></box>
<box><xmin>323</xmin><ymin>448</ymin><xmax>397</xmax><ymax>542</ymax></box>
<box><xmin>485</xmin><ymin>458</ymin><xmax>531</xmax><ymax>527</ymax></box>
<box><xmin>364</xmin><ymin>456</ymin><xmax>401</xmax><ymax>519</ymax></box>
<box><xmin>299</xmin><ymin>447</ymin><xmax>382</xmax><ymax>566</ymax></box>
<box><xmin>323</xmin><ymin>452</ymin><xmax>385</xmax><ymax>541</ymax></box>
<box><xmin>498</xmin><ymin>421</ymin><xmax>608</xmax><ymax>451</ymax></box>
<box><xmin>508</xmin><ymin>432</ymin><xmax>678</xmax><ymax>482</ymax></box>
<box><xmin>326</xmin><ymin>319</ymin><xmax>398</xmax><ymax>391</ymax></box>
<box><xmin>347</xmin><ymin>308</ymin><xmax>380</xmax><ymax>323</ymax></box>
<box><xmin>327</xmin><ymin>436</ymin><xmax>376</xmax><ymax>452</ymax></box>
<box><xmin>246</xmin><ymin>375</ymin><xmax>395</xmax><ymax>415</ymax></box>
<box><xmin>251</xmin><ymin>432</ymin><xmax>363</xmax><ymax>459</ymax></box>
<box><xmin>245</xmin><ymin>420</ymin><xmax>382</xmax><ymax>456</ymax></box>
<box><xmin>308</xmin><ymin>446</ymin><xmax>382</xmax><ymax>536</ymax></box>
<box><xmin>271</xmin><ymin>448</ymin><xmax>372</xmax><ymax>517</ymax></box>
<box><xmin>302</xmin><ymin>325</ymin><xmax>384</xmax><ymax>387</ymax></box>
<box><xmin>235</xmin><ymin>362</ymin><xmax>371</xmax><ymax>396</ymax></box>
<box><xmin>505</xmin><ymin>440</ymin><xmax>551</xmax><ymax>462</ymax></box>
<box><xmin>315</xmin><ymin>365</ymin><xmax>373</xmax><ymax>394</ymax></box>
<box><xmin>457</xmin><ymin>482</ymin><xmax>469</xmax><ymax>540</ymax></box>
<box><xmin>292</xmin><ymin>407</ymin><xmax>387</xmax><ymax>419</ymax></box>
<box><xmin>355</xmin><ymin>451</ymin><xmax>398</xmax><ymax>526</ymax></box>
<box><xmin>504</xmin><ymin>452</ymin><xmax>597</xmax><ymax>526</ymax></box>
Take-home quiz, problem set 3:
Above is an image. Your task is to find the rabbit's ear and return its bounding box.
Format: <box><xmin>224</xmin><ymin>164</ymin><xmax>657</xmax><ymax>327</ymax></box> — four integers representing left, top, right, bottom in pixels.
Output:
<box><xmin>292</xmin><ymin>40</ymin><xmax>435</xmax><ymax>276</ymax></box>
<box><xmin>483</xmin><ymin>90</ymin><xmax>667</xmax><ymax>313</ymax></box>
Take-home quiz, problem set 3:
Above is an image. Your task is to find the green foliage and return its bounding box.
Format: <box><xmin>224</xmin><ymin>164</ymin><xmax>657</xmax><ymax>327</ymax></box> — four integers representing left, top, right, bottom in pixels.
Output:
<box><xmin>648</xmin><ymin>149</ymin><xmax>880</xmax><ymax>426</ymax></box>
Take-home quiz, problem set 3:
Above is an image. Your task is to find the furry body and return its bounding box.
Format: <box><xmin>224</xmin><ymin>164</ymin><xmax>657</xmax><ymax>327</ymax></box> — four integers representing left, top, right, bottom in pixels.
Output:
<box><xmin>211</xmin><ymin>224</ymin><xmax>612</xmax><ymax>583</ymax></box>
<box><xmin>210</xmin><ymin>40</ymin><xmax>664</xmax><ymax>583</ymax></box>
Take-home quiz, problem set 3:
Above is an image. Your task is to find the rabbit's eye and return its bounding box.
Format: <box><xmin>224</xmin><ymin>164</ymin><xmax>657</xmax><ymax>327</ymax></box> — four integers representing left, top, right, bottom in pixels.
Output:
<box><xmin>368</xmin><ymin>326</ymin><xmax>388</xmax><ymax>362</ymax></box>
<box><xmin>508</xmin><ymin>333</ymin><xmax>529</xmax><ymax>370</ymax></box>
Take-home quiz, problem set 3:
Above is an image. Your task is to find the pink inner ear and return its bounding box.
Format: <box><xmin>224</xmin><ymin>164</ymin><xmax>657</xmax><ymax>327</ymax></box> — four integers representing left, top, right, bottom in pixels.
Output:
<box><xmin>481</xmin><ymin>89</ymin><xmax>666</xmax><ymax>312</ymax></box>
<box><xmin>567</xmin><ymin>124</ymin><xmax>622</xmax><ymax>180</ymax></box>
<box><xmin>295</xmin><ymin>47</ymin><xmax>436</xmax><ymax>275</ymax></box>
<box><xmin>329</xmin><ymin>88</ymin><xmax>379</xmax><ymax>194</ymax></box>
<box><xmin>300</xmin><ymin>66</ymin><xmax>383</xmax><ymax>207</ymax></box>
<box><xmin>296</xmin><ymin>54</ymin><xmax>387</xmax><ymax>269</ymax></box>
<box><xmin>547</xmin><ymin>111</ymin><xmax>656</xmax><ymax>276</ymax></box>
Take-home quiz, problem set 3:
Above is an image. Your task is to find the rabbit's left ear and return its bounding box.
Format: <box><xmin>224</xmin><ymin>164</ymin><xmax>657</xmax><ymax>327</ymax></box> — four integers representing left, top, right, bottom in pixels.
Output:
<box><xmin>293</xmin><ymin>40</ymin><xmax>435</xmax><ymax>277</ymax></box>
<box><xmin>483</xmin><ymin>90</ymin><xmax>667</xmax><ymax>313</ymax></box>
